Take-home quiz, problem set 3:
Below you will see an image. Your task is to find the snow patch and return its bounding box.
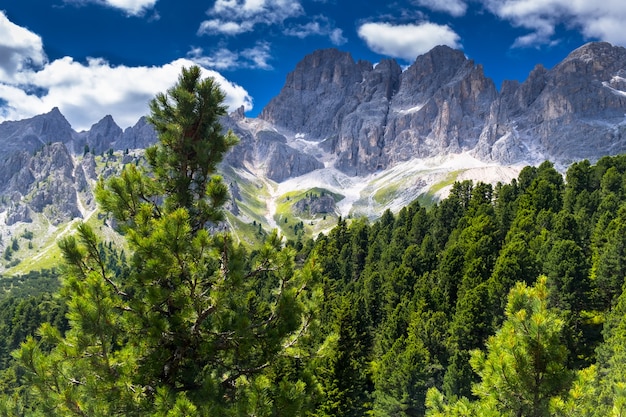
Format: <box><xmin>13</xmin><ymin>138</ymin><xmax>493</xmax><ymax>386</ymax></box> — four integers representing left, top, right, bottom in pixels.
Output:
<box><xmin>603</xmin><ymin>81</ymin><xmax>626</xmax><ymax>97</ymax></box>
<box><xmin>267</xmin><ymin>153</ymin><xmax>522</xmax><ymax>219</ymax></box>
<box><xmin>396</xmin><ymin>104</ymin><xmax>425</xmax><ymax>115</ymax></box>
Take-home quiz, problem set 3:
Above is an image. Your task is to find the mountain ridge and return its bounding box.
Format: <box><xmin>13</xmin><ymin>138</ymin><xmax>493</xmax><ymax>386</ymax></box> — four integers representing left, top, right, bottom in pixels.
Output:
<box><xmin>2</xmin><ymin>41</ymin><xmax>626</xmax><ymax>272</ymax></box>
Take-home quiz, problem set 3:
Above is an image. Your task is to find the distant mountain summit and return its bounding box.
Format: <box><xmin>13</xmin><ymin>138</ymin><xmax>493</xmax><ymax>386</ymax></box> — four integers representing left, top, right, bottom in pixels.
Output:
<box><xmin>2</xmin><ymin>41</ymin><xmax>626</xmax><ymax>271</ymax></box>
<box><xmin>475</xmin><ymin>42</ymin><xmax>626</xmax><ymax>164</ymax></box>
<box><xmin>257</xmin><ymin>42</ymin><xmax>626</xmax><ymax>174</ymax></box>
<box><xmin>4</xmin><ymin>41</ymin><xmax>626</xmax><ymax>182</ymax></box>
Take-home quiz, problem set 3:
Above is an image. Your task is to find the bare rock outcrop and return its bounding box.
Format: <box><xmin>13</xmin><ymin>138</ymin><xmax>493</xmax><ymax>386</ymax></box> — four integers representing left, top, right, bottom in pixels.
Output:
<box><xmin>381</xmin><ymin>45</ymin><xmax>496</xmax><ymax>165</ymax></box>
<box><xmin>476</xmin><ymin>42</ymin><xmax>626</xmax><ymax>164</ymax></box>
<box><xmin>293</xmin><ymin>194</ymin><xmax>336</xmax><ymax>215</ymax></box>
<box><xmin>223</xmin><ymin>117</ymin><xmax>324</xmax><ymax>182</ymax></box>
<box><xmin>260</xmin><ymin>46</ymin><xmax>496</xmax><ymax>175</ymax></box>
<box><xmin>117</xmin><ymin>116</ymin><xmax>158</xmax><ymax>150</ymax></box>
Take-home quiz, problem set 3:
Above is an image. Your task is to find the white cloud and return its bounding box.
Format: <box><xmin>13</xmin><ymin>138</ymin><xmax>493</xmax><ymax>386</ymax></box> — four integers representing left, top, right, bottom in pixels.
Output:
<box><xmin>357</xmin><ymin>22</ymin><xmax>462</xmax><ymax>62</ymax></box>
<box><xmin>283</xmin><ymin>16</ymin><xmax>347</xmax><ymax>45</ymax></box>
<box><xmin>480</xmin><ymin>0</ymin><xmax>626</xmax><ymax>47</ymax></box>
<box><xmin>188</xmin><ymin>42</ymin><xmax>273</xmax><ymax>70</ymax></box>
<box><xmin>65</xmin><ymin>0</ymin><xmax>158</xmax><ymax>16</ymax></box>
<box><xmin>330</xmin><ymin>28</ymin><xmax>347</xmax><ymax>45</ymax></box>
<box><xmin>0</xmin><ymin>56</ymin><xmax>252</xmax><ymax>131</ymax></box>
<box><xmin>197</xmin><ymin>19</ymin><xmax>254</xmax><ymax>36</ymax></box>
<box><xmin>188</xmin><ymin>47</ymin><xmax>239</xmax><ymax>70</ymax></box>
<box><xmin>0</xmin><ymin>11</ymin><xmax>47</xmax><ymax>81</ymax></box>
<box><xmin>0</xmin><ymin>13</ymin><xmax>251</xmax><ymax>131</ymax></box>
<box><xmin>198</xmin><ymin>0</ymin><xmax>303</xmax><ymax>35</ymax></box>
<box><xmin>241</xmin><ymin>42</ymin><xmax>273</xmax><ymax>69</ymax></box>
<box><xmin>414</xmin><ymin>0</ymin><xmax>467</xmax><ymax>17</ymax></box>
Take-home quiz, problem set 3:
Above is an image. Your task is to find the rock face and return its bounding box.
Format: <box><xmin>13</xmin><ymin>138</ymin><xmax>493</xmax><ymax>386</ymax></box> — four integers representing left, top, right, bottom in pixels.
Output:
<box><xmin>261</xmin><ymin>49</ymin><xmax>403</xmax><ymax>175</ymax></box>
<box><xmin>0</xmin><ymin>107</ymin><xmax>75</xmax><ymax>154</ymax></box>
<box><xmin>293</xmin><ymin>194</ymin><xmax>336</xmax><ymax>215</ymax></box>
<box><xmin>223</xmin><ymin>116</ymin><xmax>324</xmax><ymax>182</ymax></box>
<box><xmin>118</xmin><ymin>117</ymin><xmax>159</xmax><ymax>151</ymax></box>
<box><xmin>261</xmin><ymin>46</ymin><xmax>496</xmax><ymax>174</ymax></box>
<box><xmin>476</xmin><ymin>42</ymin><xmax>626</xmax><ymax>164</ymax></box>
<box><xmin>261</xmin><ymin>42</ymin><xmax>626</xmax><ymax>173</ymax></box>
<box><xmin>75</xmin><ymin>115</ymin><xmax>123</xmax><ymax>155</ymax></box>
<box><xmin>381</xmin><ymin>46</ymin><xmax>496</xmax><ymax>167</ymax></box>
<box><xmin>2</xmin><ymin>41</ymin><xmax>626</xmax><ymax>235</ymax></box>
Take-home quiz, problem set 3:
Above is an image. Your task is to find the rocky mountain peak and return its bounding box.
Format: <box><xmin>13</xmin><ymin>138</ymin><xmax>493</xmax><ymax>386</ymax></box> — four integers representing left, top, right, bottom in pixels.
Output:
<box><xmin>287</xmin><ymin>48</ymin><xmax>363</xmax><ymax>89</ymax></box>
<box><xmin>476</xmin><ymin>41</ymin><xmax>626</xmax><ymax>164</ymax></box>
<box><xmin>75</xmin><ymin>114</ymin><xmax>123</xmax><ymax>155</ymax></box>
<box><xmin>562</xmin><ymin>42</ymin><xmax>626</xmax><ymax>65</ymax></box>
<box><xmin>0</xmin><ymin>107</ymin><xmax>75</xmax><ymax>156</ymax></box>
<box><xmin>91</xmin><ymin>115</ymin><xmax>122</xmax><ymax>136</ymax></box>
<box><xmin>551</xmin><ymin>42</ymin><xmax>626</xmax><ymax>84</ymax></box>
<box><xmin>117</xmin><ymin>116</ymin><xmax>157</xmax><ymax>151</ymax></box>
<box><xmin>407</xmin><ymin>44</ymin><xmax>467</xmax><ymax>77</ymax></box>
<box><xmin>510</xmin><ymin>64</ymin><xmax>548</xmax><ymax>112</ymax></box>
<box><xmin>34</xmin><ymin>107</ymin><xmax>74</xmax><ymax>135</ymax></box>
<box><xmin>258</xmin><ymin>48</ymin><xmax>370</xmax><ymax>138</ymax></box>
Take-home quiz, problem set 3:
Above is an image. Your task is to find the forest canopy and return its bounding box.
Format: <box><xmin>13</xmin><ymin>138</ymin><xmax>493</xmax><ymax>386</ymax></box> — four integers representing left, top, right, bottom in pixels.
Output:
<box><xmin>1</xmin><ymin>67</ymin><xmax>626</xmax><ymax>416</ymax></box>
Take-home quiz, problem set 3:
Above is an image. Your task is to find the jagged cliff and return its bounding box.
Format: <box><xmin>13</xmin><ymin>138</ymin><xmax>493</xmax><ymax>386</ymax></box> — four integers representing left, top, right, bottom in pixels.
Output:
<box><xmin>2</xmin><ymin>41</ymin><xmax>626</xmax><ymax>266</ymax></box>
<box><xmin>258</xmin><ymin>42</ymin><xmax>626</xmax><ymax>173</ymax></box>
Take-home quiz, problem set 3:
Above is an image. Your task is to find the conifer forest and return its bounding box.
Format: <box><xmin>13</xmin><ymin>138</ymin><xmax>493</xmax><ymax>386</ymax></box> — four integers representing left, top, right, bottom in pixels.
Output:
<box><xmin>1</xmin><ymin>67</ymin><xmax>626</xmax><ymax>416</ymax></box>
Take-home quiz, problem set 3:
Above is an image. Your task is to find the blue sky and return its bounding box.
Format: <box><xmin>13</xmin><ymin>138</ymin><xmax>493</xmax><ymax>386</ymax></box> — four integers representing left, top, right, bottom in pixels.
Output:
<box><xmin>0</xmin><ymin>0</ymin><xmax>624</xmax><ymax>131</ymax></box>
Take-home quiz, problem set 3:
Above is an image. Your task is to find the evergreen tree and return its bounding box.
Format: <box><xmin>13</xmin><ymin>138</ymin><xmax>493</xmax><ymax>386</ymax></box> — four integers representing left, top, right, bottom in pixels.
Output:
<box><xmin>594</xmin><ymin>283</ymin><xmax>626</xmax><ymax>416</ymax></box>
<box><xmin>13</xmin><ymin>66</ymin><xmax>319</xmax><ymax>416</ymax></box>
<box><xmin>315</xmin><ymin>295</ymin><xmax>371</xmax><ymax>417</ymax></box>
<box><xmin>427</xmin><ymin>276</ymin><xmax>572</xmax><ymax>417</ymax></box>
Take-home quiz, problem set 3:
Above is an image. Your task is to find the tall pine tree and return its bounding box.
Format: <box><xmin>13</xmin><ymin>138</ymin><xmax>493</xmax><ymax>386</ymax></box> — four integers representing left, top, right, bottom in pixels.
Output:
<box><xmin>13</xmin><ymin>66</ymin><xmax>319</xmax><ymax>416</ymax></box>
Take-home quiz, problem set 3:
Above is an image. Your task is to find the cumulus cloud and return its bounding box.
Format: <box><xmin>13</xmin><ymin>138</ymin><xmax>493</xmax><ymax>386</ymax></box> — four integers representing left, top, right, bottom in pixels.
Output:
<box><xmin>241</xmin><ymin>42</ymin><xmax>273</xmax><ymax>69</ymax></box>
<box><xmin>198</xmin><ymin>0</ymin><xmax>303</xmax><ymax>35</ymax></box>
<box><xmin>0</xmin><ymin>11</ymin><xmax>47</xmax><ymax>81</ymax></box>
<box><xmin>188</xmin><ymin>42</ymin><xmax>273</xmax><ymax>70</ymax></box>
<box><xmin>358</xmin><ymin>22</ymin><xmax>462</xmax><ymax>62</ymax></box>
<box><xmin>0</xmin><ymin>8</ymin><xmax>251</xmax><ymax>131</ymax></box>
<box><xmin>480</xmin><ymin>0</ymin><xmax>626</xmax><ymax>47</ymax></box>
<box><xmin>414</xmin><ymin>0</ymin><xmax>467</xmax><ymax>17</ymax></box>
<box><xmin>284</xmin><ymin>16</ymin><xmax>347</xmax><ymax>45</ymax></box>
<box><xmin>64</xmin><ymin>0</ymin><xmax>158</xmax><ymax>16</ymax></box>
<box><xmin>197</xmin><ymin>19</ymin><xmax>254</xmax><ymax>36</ymax></box>
<box><xmin>0</xmin><ymin>56</ymin><xmax>252</xmax><ymax>131</ymax></box>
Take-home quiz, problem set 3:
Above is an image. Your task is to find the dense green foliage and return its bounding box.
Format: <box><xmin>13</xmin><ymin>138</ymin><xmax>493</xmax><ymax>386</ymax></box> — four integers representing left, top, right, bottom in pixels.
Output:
<box><xmin>1</xmin><ymin>66</ymin><xmax>626</xmax><ymax>415</ymax></box>
<box><xmin>3</xmin><ymin>67</ymin><xmax>320</xmax><ymax>416</ymax></box>
<box><xmin>304</xmin><ymin>157</ymin><xmax>626</xmax><ymax>416</ymax></box>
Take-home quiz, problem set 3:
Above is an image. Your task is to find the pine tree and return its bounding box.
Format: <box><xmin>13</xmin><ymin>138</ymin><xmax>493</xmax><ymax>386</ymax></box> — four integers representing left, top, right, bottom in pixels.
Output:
<box><xmin>427</xmin><ymin>276</ymin><xmax>572</xmax><ymax>417</ymax></box>
<box><xmin>13</xmin><ymin>66</ymin><xmax>319</xmax><ymax>416</ymax></box>
<box><xmin>315</xmin><ymin>295</ymin><xmax>371</xmax><ymax>417</ymax></box>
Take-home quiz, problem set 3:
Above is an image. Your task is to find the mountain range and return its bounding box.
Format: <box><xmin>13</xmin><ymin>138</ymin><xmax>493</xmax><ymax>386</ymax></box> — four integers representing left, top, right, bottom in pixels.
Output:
<box><xmin>2</xmin><ymin>41</ymin><xmax>626</xmax><ymax>272</ymax></box>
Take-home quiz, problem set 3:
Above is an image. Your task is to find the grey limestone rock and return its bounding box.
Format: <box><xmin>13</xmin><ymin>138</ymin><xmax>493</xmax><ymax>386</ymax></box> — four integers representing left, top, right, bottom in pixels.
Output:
<box><xmin>259</xmin><ymin>49</ymin><xmax>369</xmax><ymax>139</ymax></box>
<box><xmin>223</xmin><ymin>116</ymin><xmax>324</xmax><ymax>181</ymax></box>
<box><xmin>27</xmin><ymin>143</ymin><xmax>82</xmax><ymax>224</ymax></box>
<box><xmin>382</xmin><ymin>46</ymin><xmax>496</xmax><ymax>165</ymax></box>
<box><xmin>6</xmin><ymin>204</ymin><xmax>32</xmax><ymax>225</ymax></box>
<box><xmin>0</xmin><ymin>107</ymin><xmax>75</xmax><ymax>155</ymax></box>
<box><xmin>260</xmin><ymin>46</ymin><xmax>496</xmax><ymax>175</ymax></box>
<box><xmin>76</xmin><ymin>115</ymin><xmax>122</xmax><ymax>155</ymax></box>
<box><xmin>293</xmin><ymin>194</ymin><xmax>336</xmax><ymax>215</ymax></box>
<box><xmin>475</xmin><ymin>42</ymin><xmax>626</xmax><ymax>164</ymax></box>
<box><xmin>117</xmin><ymin>116</ymin><xmax>158</xmax><ymax>150</ymax></box>
<box><xmin>261</xmin><ymin>42</ymin><xmax>626</xmax><ymax>172</ymax></box>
